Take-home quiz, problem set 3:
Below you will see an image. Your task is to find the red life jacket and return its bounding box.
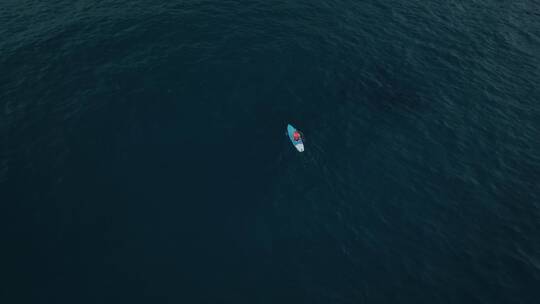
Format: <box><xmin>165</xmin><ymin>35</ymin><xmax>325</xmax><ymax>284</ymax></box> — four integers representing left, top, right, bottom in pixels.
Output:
<box><xmin>293</xmin><ymin>132</ymin><xmax>300</xmax><ymax>141</ymax></box>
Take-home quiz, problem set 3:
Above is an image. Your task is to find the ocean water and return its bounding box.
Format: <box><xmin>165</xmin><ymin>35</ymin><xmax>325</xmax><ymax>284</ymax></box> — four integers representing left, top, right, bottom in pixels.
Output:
<box><xmin>1</xmin><ymin>0</ymin><xmax>540</xmax><ymax>303</ymax></box>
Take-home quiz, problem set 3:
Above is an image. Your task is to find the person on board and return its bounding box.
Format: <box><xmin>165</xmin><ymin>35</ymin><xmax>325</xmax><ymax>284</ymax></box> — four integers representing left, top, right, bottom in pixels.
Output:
<box><xmin>293</xmin><ymin>130</ymin><xmax>301</xmax><ymax>141</ymax></box>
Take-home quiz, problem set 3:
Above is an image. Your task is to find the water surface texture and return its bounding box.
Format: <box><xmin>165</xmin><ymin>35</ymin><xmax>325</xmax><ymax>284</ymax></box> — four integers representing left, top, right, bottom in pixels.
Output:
<box><xmin>2</xmin><ymin>0</ymin><xmax>540</xmax><ymax>303</ymax></box>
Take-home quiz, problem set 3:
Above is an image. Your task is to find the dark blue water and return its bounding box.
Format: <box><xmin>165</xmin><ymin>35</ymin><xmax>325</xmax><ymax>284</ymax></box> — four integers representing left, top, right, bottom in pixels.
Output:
<box><xmin>2</xmin><ymin>0</ymin><xmax>540</xmax><ymax>303</ymax></box>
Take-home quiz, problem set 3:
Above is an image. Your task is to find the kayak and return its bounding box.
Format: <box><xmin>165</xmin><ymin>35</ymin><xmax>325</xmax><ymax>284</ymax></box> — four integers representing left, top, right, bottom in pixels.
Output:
<box><xmin>287</xmin><ymin>124</ymin><xmax>304</xmax><ymax>152</ymax></box>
